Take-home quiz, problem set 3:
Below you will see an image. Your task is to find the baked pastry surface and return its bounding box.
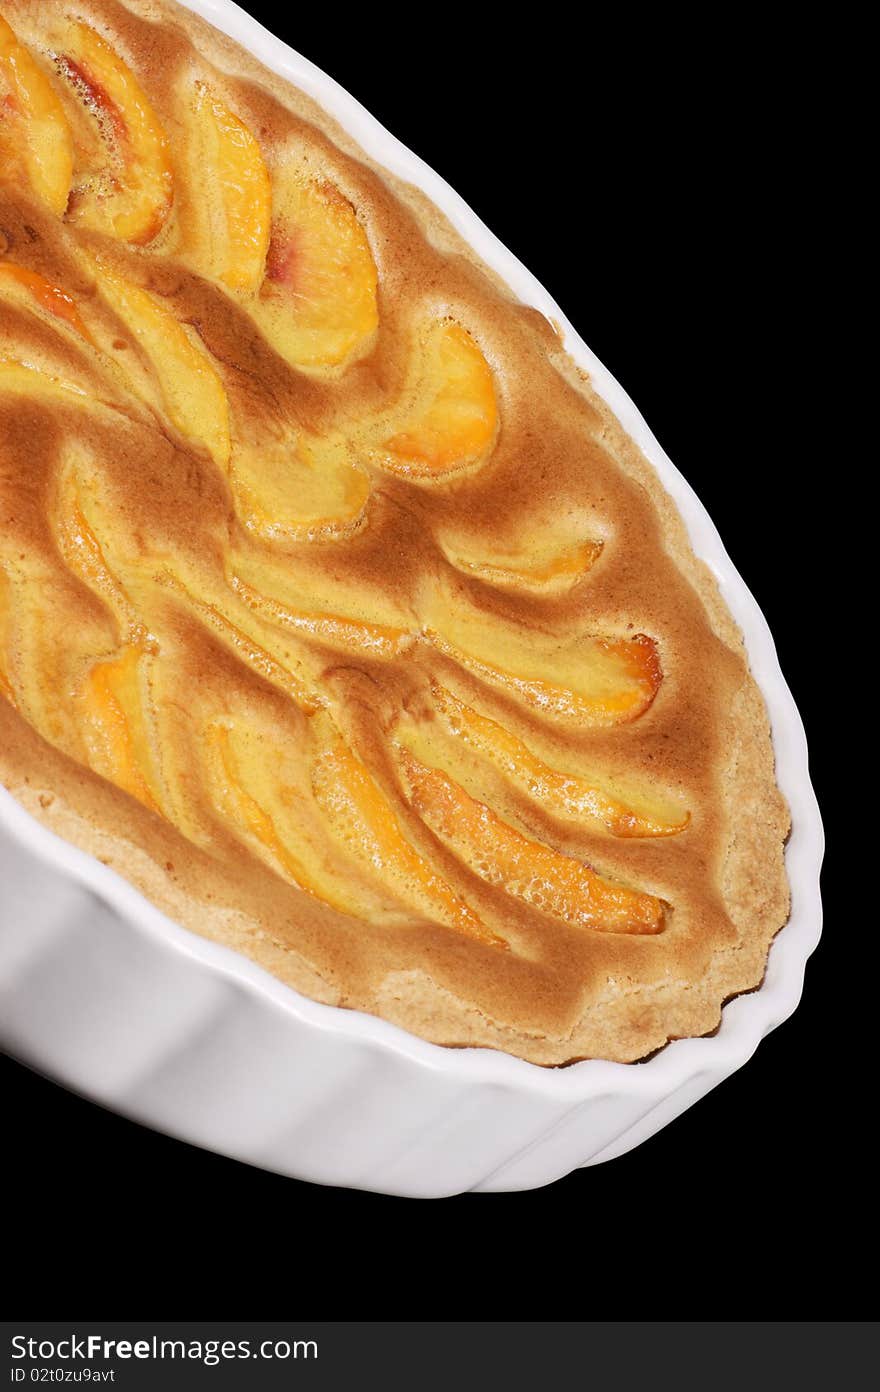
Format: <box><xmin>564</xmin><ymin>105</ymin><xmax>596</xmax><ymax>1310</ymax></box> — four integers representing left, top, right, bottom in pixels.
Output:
<box><xmin>0</xmin><ymin>0</ymin><xmax>789</xmax><ymax>1063</ymax></box>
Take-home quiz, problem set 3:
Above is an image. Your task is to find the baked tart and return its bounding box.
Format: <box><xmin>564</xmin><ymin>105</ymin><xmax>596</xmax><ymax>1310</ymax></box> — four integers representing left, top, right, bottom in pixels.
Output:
<box><xmin>0</xmin><ymin>0</ymin><xmax>790</xmax><ymax>1064</ymax></box>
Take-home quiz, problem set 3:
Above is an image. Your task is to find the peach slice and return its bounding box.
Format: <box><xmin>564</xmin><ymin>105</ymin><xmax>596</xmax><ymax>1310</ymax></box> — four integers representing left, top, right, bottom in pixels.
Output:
<box><xmin>56</xmin><ymin>476</ymin><xmax>118</xmax><ymax>601</ymax></box>
<box><xmin>184</xmin><ymin>82</ymin><xmax>271</xmax><ymax>293</ymax></box>
<box><xmin>0</xmin><ymin>556</ymin><xmax>107</xmax><ymax>753</ymax></box>
<box><xmin>77</xmin><ymin>643</ymin><xmax>161</xmax><ymax>813</ymax></box>
<box><xmin>157</xmin><ymin>571</ymin><xmax>319</xmax><ymax>714</ymax></box>
<box><xmin>54</xmin><ymin>21</ymin><xmax>173</xmax><ymax>245</ymax></box>
<box><xmin>255</xmin><ymin>177</ymin><xmax>378</xmax><ymax>369</ymax></box>
<box><xmin>427</xmin><ymin>618</ymin><xmax>662</xmax><ymax>726</ymax></box>
<box><xmin>311</xmin><ymin>726</ymin><xmax>499</xmax><ymax>945</ymax></box>
<box><xmin>400</xmin><ymin>750</ymin><xmax>665</xmax><ymax>934</ymax></box>
<box><xmin>205</xmin><ymin>722</ymin><xmax>358</xmax><ymax>913</ymax></box>
<box><xmin>0</xmin><ymin>261</ymin><xmax>92</xmax><ymax>341</ymax></box>
<box><xmin>229</xmin><ymin>432</ymin><xmax>371</xmax><ymax>543</ymax></box>
<box><xmin>379</xmin><ymin>321</ymin><xmax>498</xmax><ymax>478</ymax></box>
<box><xmin>88</xmin><ymin>257</ymin><xmax>230</xmax><ymax>462</ymax></box>
<box><xmin>53</xmin><ymin>464</ymin><xmax>145</xmax><ymax>642</ymax></box>
<box><xmin>231</xmin><ymin>575</ymin><xmax>411</xmax><ymax>661</ymax></box>
<box><xmin>0</xmin><ymin>14</ymin><xmax>74</xmax><ymax>215</ymax></box>
<box><xmin>0</xmin><ymin>353</ymin><xmax>141</xmax><ymax>426</ymax></box>
<box><xmin>0</xmin><ymin>355</ymin><xmax>92</xmax><ymax>404</ymax></box>
<box><xmin>448</xmin><ymin>539</ymin><xmax>603</xmax><ymax>594</ymax></box>
<box><xmin>230</xmin><ymin>544</ymin><xmax>413</xmax><ymax>642</ymax></box>
<box><xmin>430</xmin><ymin>685</ymin><xmax>689</xmax><ymax>837</ymax></box>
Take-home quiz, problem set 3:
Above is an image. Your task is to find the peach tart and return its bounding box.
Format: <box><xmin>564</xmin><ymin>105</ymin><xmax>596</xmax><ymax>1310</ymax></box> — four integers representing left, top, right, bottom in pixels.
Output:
<box><xmin>0</xmin><ymin>0</ymin><xmax>789</xmax><ymax>1064</ymax></box>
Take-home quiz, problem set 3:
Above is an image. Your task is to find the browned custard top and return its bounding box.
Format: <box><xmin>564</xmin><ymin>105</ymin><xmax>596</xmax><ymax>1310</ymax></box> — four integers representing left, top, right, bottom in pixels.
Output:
<box><xmin>0</xmin><ymin>0</ymin><xmax>789</xmax><ymax>1063</ymax></box>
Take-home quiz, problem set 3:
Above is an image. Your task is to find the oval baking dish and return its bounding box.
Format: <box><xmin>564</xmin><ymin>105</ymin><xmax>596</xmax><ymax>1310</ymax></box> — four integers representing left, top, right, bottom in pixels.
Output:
<box><xmin>0</xmin><ymin>0</ymin><xmax>823</xmax><ymax>1196</ymax></box>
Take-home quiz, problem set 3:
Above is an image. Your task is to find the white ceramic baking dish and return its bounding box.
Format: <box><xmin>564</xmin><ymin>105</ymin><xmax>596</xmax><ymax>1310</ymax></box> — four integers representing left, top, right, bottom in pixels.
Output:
<box><xmin>0</xmin><ymin>0</ymin><xmax>823</xmax><ymax>1197</ymax></box>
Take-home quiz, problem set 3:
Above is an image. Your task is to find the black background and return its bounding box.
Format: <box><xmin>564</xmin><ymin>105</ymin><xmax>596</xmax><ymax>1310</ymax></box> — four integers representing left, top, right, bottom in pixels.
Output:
<box><xmin>3</xmin><ymin>7</ymin><xmax>851</xmax><ymax>1318</ymax></box>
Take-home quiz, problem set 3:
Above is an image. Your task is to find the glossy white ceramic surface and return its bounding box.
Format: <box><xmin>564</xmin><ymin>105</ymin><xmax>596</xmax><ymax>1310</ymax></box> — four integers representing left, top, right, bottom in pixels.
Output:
<box><xmin>0</xmin><ymin>0</ymin><xmax>823</xmax><ymax>1196</ymax></box>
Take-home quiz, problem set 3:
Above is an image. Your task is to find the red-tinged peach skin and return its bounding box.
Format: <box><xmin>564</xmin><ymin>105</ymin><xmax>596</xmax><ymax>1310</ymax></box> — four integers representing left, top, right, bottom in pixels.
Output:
<box><xmin>0</xmin><ymin>14</ymin><xmax>74</xmax><ymax>215</ymax></box>
<box><xmin>55</xmin><ymin>22</ymin><xmax>173</xmax><ymax>244</ymax></box>
<box><xmin>255</xmin><ymin>177</ymin><xmax>378</xmax><ymax>369</ymax></box>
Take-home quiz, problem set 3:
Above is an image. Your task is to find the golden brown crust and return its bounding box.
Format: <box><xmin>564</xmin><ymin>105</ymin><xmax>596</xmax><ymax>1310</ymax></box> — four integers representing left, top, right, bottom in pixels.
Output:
<box><xmin>0</xmin><ymin>0</ymin><xmax>789</xmax><ymax>1064</ymax></box>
